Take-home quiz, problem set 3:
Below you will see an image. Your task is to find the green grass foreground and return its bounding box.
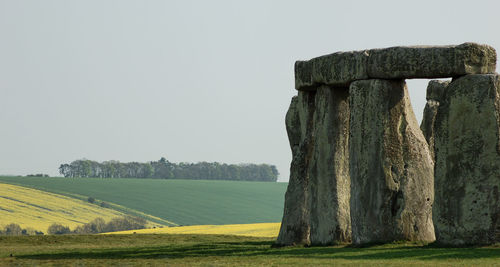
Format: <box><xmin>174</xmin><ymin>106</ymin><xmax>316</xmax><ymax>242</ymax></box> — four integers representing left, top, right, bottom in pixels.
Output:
<box><xmin>0</xmin><ymin>234</ymin><xmax>498</xmax><ymax>266</ymax></box>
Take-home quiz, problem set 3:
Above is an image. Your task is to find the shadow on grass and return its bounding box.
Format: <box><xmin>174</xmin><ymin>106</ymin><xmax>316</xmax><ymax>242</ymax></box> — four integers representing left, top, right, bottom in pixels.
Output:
<box><xmin>16</xmin><ymin>240</ymin><xmax>500</xmax><ymax>261</ymax></box>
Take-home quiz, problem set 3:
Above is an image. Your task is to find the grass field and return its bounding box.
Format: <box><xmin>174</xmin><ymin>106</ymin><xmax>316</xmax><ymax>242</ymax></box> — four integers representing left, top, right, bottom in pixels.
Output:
<box><xmin>0</xmin><ymin>176</ymin><xmax>288</xmax><ymax>226</ymax></box>
<box><xmin>0</xmin><ymin>234</ymin><xmax>498</xmax><ymax>266</ymax></box>
<box><xmin>107</xmin><ymin>222</ymin><xmax>281</xmax><ymax>237</ymax></box>
<box><xmin>0</xmin><ymin>183</ymin><xmax>130</xmax><ymax>232</ymax></box>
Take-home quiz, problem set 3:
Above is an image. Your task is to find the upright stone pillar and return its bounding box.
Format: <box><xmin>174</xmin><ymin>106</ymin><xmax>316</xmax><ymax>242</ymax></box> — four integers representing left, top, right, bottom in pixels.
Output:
<box><xmin>308</xmin><ymin>86</ymin><xmax>351</xmax><ymax>245</ymax></box>
<box><xmin>275</xmin><ymin>91</ymin><xmax>315</xmax><ymax>246</ymax></box>
<box><xmin>420</xmin><ymin>80</ymin><xmax>450</xmax><ymax>160</ymax></box>
<box><xmin>433</xmin><ymin>74</ymin><xmax>500</xmax><ymax>245</ymax></box>
<box><xmin>275</xmin><ymin>85</ymin><xmax>351</xmax><ymax>246</ymax></box>
<box><xmin>349</xmin><ymin>79</ymin><xmax>435</xmax><ymax>245</ymax></box>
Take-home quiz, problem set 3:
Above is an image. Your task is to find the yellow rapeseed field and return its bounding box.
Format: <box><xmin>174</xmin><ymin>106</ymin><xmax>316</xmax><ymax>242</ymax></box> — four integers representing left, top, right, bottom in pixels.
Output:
<box><xmin>106</xmin><ymin>222</ymin><xmax>281</xmax><ymax>237</ymax></box>
<box><xmin>0</xmin><ymin>183</ymin><xmax>128</xmax><ymax>232</ymax></box>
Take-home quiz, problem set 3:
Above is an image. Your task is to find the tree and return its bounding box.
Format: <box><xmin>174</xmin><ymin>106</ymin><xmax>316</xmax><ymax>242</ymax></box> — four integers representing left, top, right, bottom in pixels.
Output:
<box><xmin>59</xmin><ymin>164</ymin><xmax>71</xmax><ymax>177</ymax></box>
<box><xmin>3</xmin><ymin>223</ymin><xmax>22</xmax><ymax>236</ymax></box>
<box><xmin>47</xmin><ymin>223</ymin><xmax>71</xmax><ymax>235</ymax></box>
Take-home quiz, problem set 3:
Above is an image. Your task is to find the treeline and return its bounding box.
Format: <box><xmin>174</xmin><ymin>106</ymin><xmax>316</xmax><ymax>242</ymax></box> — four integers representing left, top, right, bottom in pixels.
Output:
<box><xmin>0</xmin><ymin>216</ymin><xmax>147</xmax><ymax>236</ymax></box>
<box><xmin>0</xmin><ymin>223</ymin><xmax>44</xmax><ymax>236</ymax></box>
<box><xmin>48</xmin><ymin>216</ymin><xmax>147</xmax><ymax>235</ymax></box>
<box><xmin>26</xmin><ymin>173</ymin><xmax>49</xmax><ymax>177</ymax></box>
<box><xmin>59</xmin><ymin>158</ymin><xmax>279</xmax><ymax>182</ymax></box>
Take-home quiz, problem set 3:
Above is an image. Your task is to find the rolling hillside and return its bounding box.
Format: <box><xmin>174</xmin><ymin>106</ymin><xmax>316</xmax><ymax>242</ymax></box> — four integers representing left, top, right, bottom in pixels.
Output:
<box><xmin>0</xmin><ymin>183</ymin><xmax>131</xmax><ymax>231</ymax></box>
<box><xmin>0</xmin><ymin>176</ymin><xmax>288</xmax><ymax>226</ymax></box>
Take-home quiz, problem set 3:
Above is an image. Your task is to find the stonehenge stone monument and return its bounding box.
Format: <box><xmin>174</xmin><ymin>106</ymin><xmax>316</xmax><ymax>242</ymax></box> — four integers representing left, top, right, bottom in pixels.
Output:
<box><xmin>277</xmin><ymin>42</ymin><xmax>499</xmax><ymax>246</ymax></box>
<box><xmin>349</xmin><ymin>79</ymin><xmax>435</xmax><ymax>244</ymax></box>
<box><xmin>295</xmin><ymin>43</ymin><xmax>496</xmax><ymax>90</ymax></box>
<box><xmin>276</xmin><ymin>86</ymin><xmax>351</xmax><ymax>246</ymax></box>
<box><xmin>430</xmin><ymin>74</ymin><xmax>500</xmax><ymax>245</ymax></box>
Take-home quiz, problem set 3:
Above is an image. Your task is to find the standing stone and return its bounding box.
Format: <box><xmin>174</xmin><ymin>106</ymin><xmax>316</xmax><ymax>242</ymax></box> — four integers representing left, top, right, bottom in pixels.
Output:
<box><xmin>276</xmin><ymin>85</ymin><xmax>351</xmax><ymax>246</ymax></box>
<box><xmin>276</xmin><ymin>91</ymin><xmax>314</xmax><ymax>246</ymax></box>
<box><xmin>349</xmin><ymin>79</ymin><xmax>435</xmax><ymax>245</ymax></box>
<box><xmin>308</xmin><ymin>86</ymin><xmax>351</xmax><ymax>245</ymax></box>
<box><xmin>433</xmin><ymin>74</ymin><xmax>500</xmax><ymax>245</ymax></box>
<box><xmin>420</xmin><ymin>80</ymin><xmax>450</xmax><ymax>160</ymax></box>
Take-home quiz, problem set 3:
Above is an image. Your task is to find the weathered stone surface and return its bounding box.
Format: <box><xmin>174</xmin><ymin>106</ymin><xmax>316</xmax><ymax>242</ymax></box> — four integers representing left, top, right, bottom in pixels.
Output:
<box><xmin>426</xmin><ymin>80</ymin><xmax>449</xmax><ymax>101</ymax></box>
<box><xmin>276</xmin><ymin>92</ymin><xmax>314</xmax><ymax>246</ymax></box>
<box><xmin>433</xmin><ymin>74</ymin><xmax>500</xmax><ymax>245</ymax></box>
<box><xmin>349</xmin><ymin>79</ymin><xmax>435</xmax><ymax>245</ymax></box>
<box><xmin>420</xmin><ymin>80</ymin><xmax>450</xmax><ymax>160</ymax></box>
<box><xmin>308</xmin><ymin>86</ymin><xmax>351</xmax><ymax>245</ymax></box>
<box><xmin>295</xmin><ymin>51</ymin><xmax>369</xmax><ymax>90</ymax></box>
<box><xmin>276</xmin><ymin>85</ymin><xmax>351</xmax><ymax>246</ymax></box>
<box><xmin>295</xmin><ymin>43</ymin><xmax>496</xmax><ymax>91</ymax></box>
<box><xmin>367</xmin><ymin>43</ymin><xmax>497</xmax><ymax>79</ymax></box>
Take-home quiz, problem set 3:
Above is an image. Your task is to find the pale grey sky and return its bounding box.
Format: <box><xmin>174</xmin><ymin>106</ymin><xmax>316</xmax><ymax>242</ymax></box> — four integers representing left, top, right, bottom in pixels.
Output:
<box><xmin>1</xmin><ymin>0</ymin><xmax>499</xmax><ymax>181</ymax></box>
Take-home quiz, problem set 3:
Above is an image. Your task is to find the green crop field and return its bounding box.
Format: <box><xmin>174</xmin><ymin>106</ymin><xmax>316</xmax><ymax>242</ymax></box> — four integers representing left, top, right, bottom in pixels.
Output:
<box><xmin>0</xmin><ymin>176</ymin><xmax>288</xmax><ymax>226</ymax></box>
<box><xmin>1</xmin><ymin>234</ymin><xmax>499</xmax><ymax>266</ymax></box>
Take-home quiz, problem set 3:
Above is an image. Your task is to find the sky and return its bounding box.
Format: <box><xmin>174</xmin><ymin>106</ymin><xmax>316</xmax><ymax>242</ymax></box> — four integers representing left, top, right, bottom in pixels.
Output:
<box><xmin>1</xmin><ymin>0</ymin><xmax>499</xmax><ymax>181</ymax></box>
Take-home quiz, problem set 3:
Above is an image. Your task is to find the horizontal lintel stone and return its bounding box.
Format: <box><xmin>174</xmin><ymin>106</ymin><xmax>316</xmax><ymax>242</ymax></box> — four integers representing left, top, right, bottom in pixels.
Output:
<box><xmin>295</xmin><ymin>43</ymin><xmax>497</xmax><ymax>91</ymax></box>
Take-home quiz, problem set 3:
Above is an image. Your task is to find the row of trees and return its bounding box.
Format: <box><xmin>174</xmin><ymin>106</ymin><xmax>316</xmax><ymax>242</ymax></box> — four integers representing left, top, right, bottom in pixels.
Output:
<box><xmin>59</xmin><ymin>157</ymin><xmax>279</xmax><ymax>182</ymax></box>
<box><xmin>0</xmin><ymin>223</ymin><xmax>44</xmax><ymax>236</ymax></box>
<box><xmin>48</xmin><ymin>216</ymin><xmax>147</xmax><ymax>235</ymax></box>
<box><xmin>0</xmin><ymin>216</ymin><xmax>148</xmax><ymax>236</ymax></box>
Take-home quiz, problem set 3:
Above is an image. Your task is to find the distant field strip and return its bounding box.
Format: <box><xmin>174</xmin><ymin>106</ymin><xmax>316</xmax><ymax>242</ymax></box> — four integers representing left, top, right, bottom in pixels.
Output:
<box><xmin>0</xmin><ymin>176</ymin><xmax>288</xmax><ymax>226</ymax></box>
<box><xmin>107</xmin><ymin>222</ymin><xmax>281</xmax><ymax>237</ymax></box>
<box><xmin>0</xmin><ymin>183</ymin><xmax>127</xmax><ymax>231</ymax></box>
